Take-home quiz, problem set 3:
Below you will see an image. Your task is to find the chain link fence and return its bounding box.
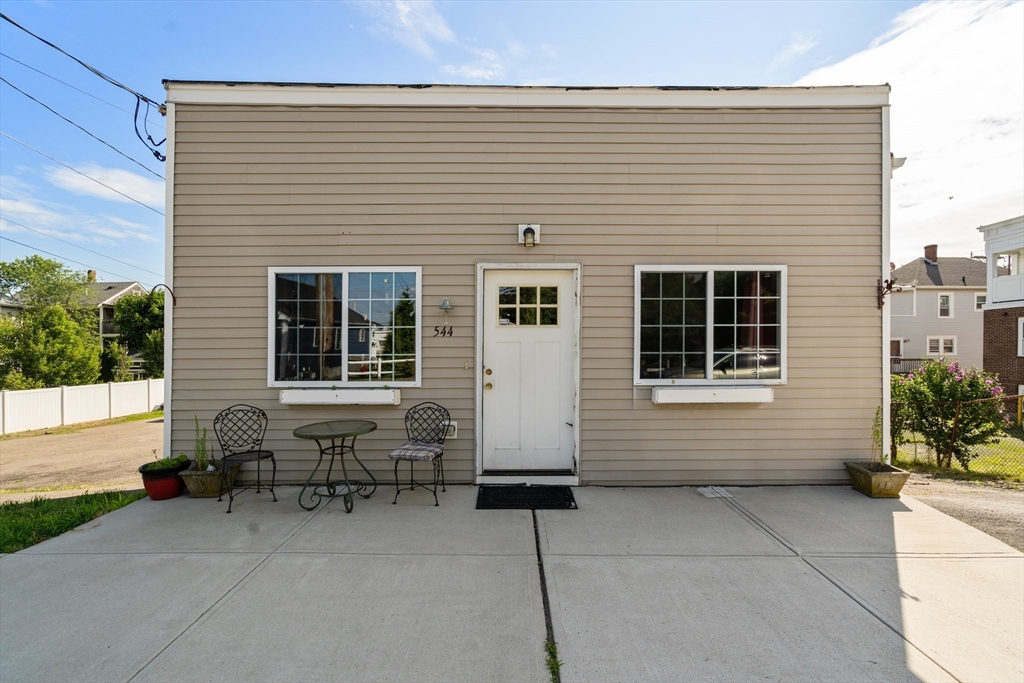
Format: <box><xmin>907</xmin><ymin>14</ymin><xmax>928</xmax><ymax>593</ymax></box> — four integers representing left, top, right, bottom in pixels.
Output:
<box><xmin>892</xmin><ymin>395</ymin><xmax>1024</xmax><ymax>481</ymax></box>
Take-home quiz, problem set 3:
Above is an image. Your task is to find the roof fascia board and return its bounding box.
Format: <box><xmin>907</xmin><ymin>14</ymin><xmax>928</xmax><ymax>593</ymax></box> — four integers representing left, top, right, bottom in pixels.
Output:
<box><xmin>164</xmin><ymin>83</ymin><xmax>890</xmax><ymax>108</ymax></box>
<box><xmin>977</xmin><ymin>215</ymin><xmax>1024</xmax><ymax>233</ymax></box>
<box><xmin>98</xmin><ymin>283</ymin><xmax>145</xmax><ymax>306</ymax></box>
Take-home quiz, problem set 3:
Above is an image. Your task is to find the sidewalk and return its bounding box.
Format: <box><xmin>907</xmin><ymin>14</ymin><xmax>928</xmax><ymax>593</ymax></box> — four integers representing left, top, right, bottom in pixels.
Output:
<box><xmin>1</xmin><ymin>484</ymin><xmax>1021</xmax><ymax>682</ymax></box>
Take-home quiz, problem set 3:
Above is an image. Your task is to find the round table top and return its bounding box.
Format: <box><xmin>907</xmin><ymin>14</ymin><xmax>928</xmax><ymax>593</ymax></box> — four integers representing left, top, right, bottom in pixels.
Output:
<box><xmin>293</xmin><ymin>419</ymin><xmax>378</xmax><ymax>440</ymax></box>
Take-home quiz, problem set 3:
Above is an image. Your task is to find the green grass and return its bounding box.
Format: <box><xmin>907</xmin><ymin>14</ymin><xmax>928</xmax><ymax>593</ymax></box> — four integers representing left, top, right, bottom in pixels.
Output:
<box><xmin>0</xmin><ymin>410</ymin><xmax>163</xmax><ymax>441</ymax></box>
<box><xmin>545</xmin><ymin>638</ymin><xmax>562</xmax><ymax>683</ymax></box>
<box><xmin>0</xmin><ymin>490</ymin><xmax>146</xmax><ymax>553</ymax></box>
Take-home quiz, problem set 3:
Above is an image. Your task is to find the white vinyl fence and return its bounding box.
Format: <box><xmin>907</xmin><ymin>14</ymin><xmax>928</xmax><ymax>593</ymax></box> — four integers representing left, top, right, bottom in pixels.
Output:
<box><xmin>0</xmin><ymin>379</ymin><xmax>163</xmax><ymax>435</ymax></box>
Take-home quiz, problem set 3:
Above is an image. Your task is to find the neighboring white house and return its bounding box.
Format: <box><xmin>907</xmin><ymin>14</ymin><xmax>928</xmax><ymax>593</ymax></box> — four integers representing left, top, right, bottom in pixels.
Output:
<box><xmin>82</xmin><ymin>274</ymin><xmax>147</xmax><ymax>348</ymax></box>
<box><xmin>889</xmin><ymin>245</ymin><xmax>986</xmax><ymax>369</ymax></box>
<box><xmin>978</xmin><ymin>215</ymin><xmax>1024</xmax><ymax>395</ymax></box>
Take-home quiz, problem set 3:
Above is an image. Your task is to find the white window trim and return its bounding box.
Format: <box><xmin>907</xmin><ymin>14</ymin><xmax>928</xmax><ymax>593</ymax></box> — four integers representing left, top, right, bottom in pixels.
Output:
<box><xmin>1018</xmin><ymin>317</ymin><xmax>1024</xmax><ymax>357</ymax></box>
<box><xmin>633</xmin><ymin>265</ymin><xmax>788</xmax><ymax>386</ymax></box>
<box><xmin>937</xmin><ymin>292</ymin><xmax>954</xmax><ymax>318</ymax></box>
<box><xmin>926</xmin><ymin>336</ymin><xmax>957</xmax><ymax>356</ymax></box>
<box><xmin>266</xmin><ymin>266</ymin><xmax>423</xmax><ymax>388</ymax></box>
<box><xmin>975</xmin><ymin>293</ymin><xmax>986</xmax><ymax>311</ymax></box>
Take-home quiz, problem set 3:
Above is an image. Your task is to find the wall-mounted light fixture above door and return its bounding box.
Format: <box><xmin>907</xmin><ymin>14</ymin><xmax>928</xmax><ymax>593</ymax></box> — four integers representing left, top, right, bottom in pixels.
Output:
<box><xmin>518</xmin><ymin>224</ymin><xmax>540</xmax><ymax>247</ymax></box>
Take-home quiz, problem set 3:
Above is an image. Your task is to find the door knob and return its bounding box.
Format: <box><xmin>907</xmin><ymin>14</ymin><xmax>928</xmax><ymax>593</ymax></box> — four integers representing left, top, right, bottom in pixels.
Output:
<box><xmin>485</xmin><ymin>382</ymin><xmax>493</xmax><ymax>390</ymax></box>
<box><xmin>485</xmin><ymin>368</ymin><xmax>493</xmax><ymax>375</ymax></box>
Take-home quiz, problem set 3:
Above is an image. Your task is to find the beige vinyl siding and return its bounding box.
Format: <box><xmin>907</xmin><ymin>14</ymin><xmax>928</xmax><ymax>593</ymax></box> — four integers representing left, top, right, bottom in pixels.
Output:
<box><xmin>170</xmin><ymin>104</ymin><xmax>882</xmax><ymax>485</ymax></box>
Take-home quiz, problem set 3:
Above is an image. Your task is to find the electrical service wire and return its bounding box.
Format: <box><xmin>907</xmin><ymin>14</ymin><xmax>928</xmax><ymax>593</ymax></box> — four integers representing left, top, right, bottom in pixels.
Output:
<box><xmin>1</xmin><ymin>76</ymin><xmax>164</xmax><ymax>179</ymax></box>
<box><xmin>0</xmin><ymin>235</ymin><xmax>155</xmax><ymax>287</ymax></box>
<box><xmin>0</xmin><ymin>131</ymin><xmax>165</xmax><ymax>216</ymax></box>
<box><xmin>0</xmin><ymin>13</ymin><xmax>167</xmax><ymax>161</ymax></box>
<box><xmin>0</xmin><ymin>216</ymin><xmax>164</xmax><ymax>279</ymax></box>
<box><xmin>0</xmin><ymin>51</ymin><xmax>164</xmax><ymax>130</ymax></box>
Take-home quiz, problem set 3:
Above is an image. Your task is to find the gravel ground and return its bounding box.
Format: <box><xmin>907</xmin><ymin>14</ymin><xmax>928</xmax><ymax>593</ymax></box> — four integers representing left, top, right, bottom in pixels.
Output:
<box><xmin>0</xmin><ymin>418</ymin><xmax>163</xmax><ymax>503</ymax></box>
<box><xmin>903</xmin><ymin>473</ymin><xmax>1024</xmax><ymax>551</ymax></box>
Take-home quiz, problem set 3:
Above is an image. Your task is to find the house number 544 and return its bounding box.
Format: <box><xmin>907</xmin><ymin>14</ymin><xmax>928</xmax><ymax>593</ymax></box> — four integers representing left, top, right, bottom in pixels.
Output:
<box><xmin>433</xmin><ymin>326</ymin><xmax>453</xmax><ymax>337</ymax></box>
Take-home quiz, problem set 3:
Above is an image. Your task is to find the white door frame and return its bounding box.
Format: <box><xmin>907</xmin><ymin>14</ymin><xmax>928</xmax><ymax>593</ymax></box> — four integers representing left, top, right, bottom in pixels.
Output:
<box><xmin>475</xmin><ymin>262</ymin><xmax>581</xmax><ymax>485</ymax></box>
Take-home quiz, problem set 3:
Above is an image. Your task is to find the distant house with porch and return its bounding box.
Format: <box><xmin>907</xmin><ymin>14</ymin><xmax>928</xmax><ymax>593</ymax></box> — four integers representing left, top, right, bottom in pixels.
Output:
<box><xmin>82</xmin><ymin>272</ymin><xmax>146</xmax><ymax>348</ymax></box>
<box><xmin>889</xmin><ymin>245</ymin><xmax>986</xmax><ymax>371</ymax></box>
<box><xmin>978</xmin><ymin>215</ymin><xmax>1024</xmax><ymax>396</ymax></box>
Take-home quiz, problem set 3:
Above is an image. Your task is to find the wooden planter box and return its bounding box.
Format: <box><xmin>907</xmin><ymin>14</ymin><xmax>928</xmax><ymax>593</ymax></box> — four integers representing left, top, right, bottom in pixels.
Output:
<box><xmin>180</xmin><ymin>461</ymin><xmax>240</xmax><ymax>498</ymax></box>
<box><xmin>844</xmin><ymin>462</ymin><xmax>911</xmax><ymax>499</ymax></box>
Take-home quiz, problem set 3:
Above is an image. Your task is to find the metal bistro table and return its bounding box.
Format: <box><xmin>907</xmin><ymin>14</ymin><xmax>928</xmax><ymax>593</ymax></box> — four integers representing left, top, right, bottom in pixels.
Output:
<box><xmin>293</xmin><ymin>419</ymin><xmax>378</xmax><ymax>512</ymax></box>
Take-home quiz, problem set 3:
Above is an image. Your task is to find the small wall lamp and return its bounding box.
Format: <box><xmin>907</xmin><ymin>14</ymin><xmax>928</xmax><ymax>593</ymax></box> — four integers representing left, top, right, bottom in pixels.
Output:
<box><xmin>518</xmin><ymin>223</ymin><xmax>540</xmax><ymax>247</ymax></box>
<box><xmin>439</xmin><ymin>298</ymin><xmax>453</xmax><ymax>325</ymax></box>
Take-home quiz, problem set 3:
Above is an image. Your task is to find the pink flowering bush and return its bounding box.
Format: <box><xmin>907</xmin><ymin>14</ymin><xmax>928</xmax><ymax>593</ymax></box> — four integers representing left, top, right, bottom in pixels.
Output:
<box><xmin>900</xmin><ymin>358</ymin><xmax>1007</xmax><ymax>469</ymax></box>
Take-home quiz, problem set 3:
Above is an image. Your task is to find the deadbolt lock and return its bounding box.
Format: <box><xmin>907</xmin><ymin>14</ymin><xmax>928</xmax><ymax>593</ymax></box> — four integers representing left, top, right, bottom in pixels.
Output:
<box><xmin>485</xmin><ymin>368</ymin><xmax>493</xmax><ymax>375</ymax></box>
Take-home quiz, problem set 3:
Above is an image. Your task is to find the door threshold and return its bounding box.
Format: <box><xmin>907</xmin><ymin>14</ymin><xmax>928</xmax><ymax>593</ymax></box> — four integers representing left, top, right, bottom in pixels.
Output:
<box><xmin>476</xmin><ymin>474</ymin><xmax>579</xmax><ymax>486</ymax></box>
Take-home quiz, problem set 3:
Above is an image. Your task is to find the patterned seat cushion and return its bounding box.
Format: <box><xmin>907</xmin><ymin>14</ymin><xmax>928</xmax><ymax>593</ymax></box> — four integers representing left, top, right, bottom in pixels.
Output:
<box><xmin>389</xmin><ymin>441</ymin><xmax>444</xmax><ymax>461</ymax></box>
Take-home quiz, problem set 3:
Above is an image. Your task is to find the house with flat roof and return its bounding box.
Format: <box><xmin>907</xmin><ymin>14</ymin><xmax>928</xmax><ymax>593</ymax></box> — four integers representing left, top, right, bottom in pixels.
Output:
<box><xmin>978</xmin><ymin>215</ymin><xmax>1024</xmax><ymax>395</ymax></box>
<box><xmin>162</xmin><ymin>81</ymin><xmax>894</xmax><ymax>486</ymax></box>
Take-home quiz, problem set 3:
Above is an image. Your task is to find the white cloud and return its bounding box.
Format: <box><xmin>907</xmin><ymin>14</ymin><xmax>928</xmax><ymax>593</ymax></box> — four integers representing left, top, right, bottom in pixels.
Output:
<box><xmin>769</xmin><ymin>33</ymin><xmax>818</xmax><ymax>72</ymax></box>
<box><xmin>442</xmin><ymin>48</ymin><xmax>508</xmax><ymax>81</ymax></box>
<box><xmin>361</xmin><ymin>0</ymin><xmax>454</xmax><ymax>58</ymax></box>
<box><xmin>796</xmin><ymin>0</ymin><xmax>1023</xmax><ymax>266</ymax></box>
<box><xmin>44</xmin><ymin>164</ymin><xmax>164</xmax><ymax>209</ymax></box>
<box><xmin>0</xmin><ymin>180</ymin><xmax>159</xmax><ymax>244</ymax></box>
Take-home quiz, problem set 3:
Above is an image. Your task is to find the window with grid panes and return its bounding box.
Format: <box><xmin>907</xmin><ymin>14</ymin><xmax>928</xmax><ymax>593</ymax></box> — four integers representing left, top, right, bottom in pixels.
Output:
<box><xmin>269</xmin><ymin>267</ymin><xmax>420</xmax><ymax>386</ymax></box>
<box><xmin>635</xmin><ymin>266</ymin><xmax>786</xmax><ymax>384</ymax></box>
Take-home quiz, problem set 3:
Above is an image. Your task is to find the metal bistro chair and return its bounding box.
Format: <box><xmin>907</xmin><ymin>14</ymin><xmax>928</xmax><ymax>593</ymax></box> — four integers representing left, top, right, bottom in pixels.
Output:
<box><xmin>214</xmin><ymin>404</ymin><xmax>277</xmax><ymax>513</ymax></box>
<box><xmin>388</xmin><ymin>402</ymin><xmax>450</xmax><ymax>506</ymax></box>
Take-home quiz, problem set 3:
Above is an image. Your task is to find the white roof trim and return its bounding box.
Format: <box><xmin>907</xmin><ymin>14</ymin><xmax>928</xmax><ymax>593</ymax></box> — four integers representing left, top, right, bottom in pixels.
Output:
<box><xmin>98</xmin><ymin>283</ymin><xmax>146</xmax><ymax>306</ymax></box>
<box><xmin>164</xmin><ymin>82</ymin><xmax>890</xmax><ymax>108</ymax></box>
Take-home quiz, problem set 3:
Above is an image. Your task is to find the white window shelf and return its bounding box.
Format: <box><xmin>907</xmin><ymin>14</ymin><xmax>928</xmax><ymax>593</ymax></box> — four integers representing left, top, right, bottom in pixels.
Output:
<box><xmin>651</xmin><ymin>387</ymin><xmax>774</xmax><ymax>404</ymax></box>
<box><xmin>279</xmin><ymin>389</ymin><xmax>401</xmax><ymax>405</ymax></box>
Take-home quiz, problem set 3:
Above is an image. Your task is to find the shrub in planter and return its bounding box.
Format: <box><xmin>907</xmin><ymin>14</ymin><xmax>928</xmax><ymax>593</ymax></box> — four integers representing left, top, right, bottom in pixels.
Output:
<box><xmin>138</xmin><ymin>454</ymin><xmax>189</xmax><ymax>500</ymax></box>
<box><xmin>845</xmin><ymin>406</ymin><xmax>909</xmax><ymax>498</ymax></box>
<box><xmin>179</xmin><ymin>415</ymin><xmax>240</xmax><ymax>498</ymax></box>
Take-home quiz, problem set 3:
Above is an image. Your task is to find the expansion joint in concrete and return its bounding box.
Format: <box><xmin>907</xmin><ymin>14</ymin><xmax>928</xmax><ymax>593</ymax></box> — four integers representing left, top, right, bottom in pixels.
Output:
<box><xmin>532</xmin><ymin>510</ymin><xmax>560</xmax><ymax>683</ymax></box>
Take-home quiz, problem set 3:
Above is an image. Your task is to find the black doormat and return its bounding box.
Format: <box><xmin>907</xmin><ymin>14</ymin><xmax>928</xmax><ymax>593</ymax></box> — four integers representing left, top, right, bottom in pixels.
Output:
<box><xmin>476</xmin><ymin>485</ymin><xmax>577</xmax><ymax>510</ymax></box>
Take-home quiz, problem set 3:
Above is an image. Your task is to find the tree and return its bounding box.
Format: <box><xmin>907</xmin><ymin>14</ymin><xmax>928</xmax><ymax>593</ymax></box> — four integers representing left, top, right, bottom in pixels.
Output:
<box><xmin>903</xmin><ymin>358</ymin><xmax>1007</xmax><ymax>469</ymax></box>
<box><xmin>100</xmin><ymin>341</ymin><xmax>133</xmax><ymax>382</ymax></box>
<box><xmin>0</xmin><ymin>255</ymin><xmax>91</xmax><ymax>325</ymax></box>
<box><xmin>0</xmin><ymin>305</ymin><xmax>99</xmax><ymax>390</ymax></box>
<box><xmin>113</xmin><ymin>291</ymin><xmax>164</xmax><ymax>378</ymax></box>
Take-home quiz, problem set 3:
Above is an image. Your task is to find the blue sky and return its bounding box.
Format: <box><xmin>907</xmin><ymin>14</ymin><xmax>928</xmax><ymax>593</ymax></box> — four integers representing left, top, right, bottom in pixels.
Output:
<box><xmin>1</xmin><ymin>0</ymin><xmax>1020</xmax><ymax>286</ymax></box>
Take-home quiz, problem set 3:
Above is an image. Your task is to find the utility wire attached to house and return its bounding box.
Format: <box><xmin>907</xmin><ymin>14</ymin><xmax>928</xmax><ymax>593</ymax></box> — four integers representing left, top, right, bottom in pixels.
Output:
<box><xmin>0</xmin><ymin>51</ymin><xmax>164</xmax><ymax>130</ymax></box>
<box><xmin>1</xmin><ymin>76</ymin><xmax>164</xmax><ymax>179</ymax></box>
<box><xmin>0</xmin><ymin>217</ymin><xmax>164</xmax><ymax>279</ymax></box>
<box><xmin>0</xmin><ymin>131</ymin><xmax>165</xmax><ymax>216</ymax></box>
<box><xmin>0</xmin><ymin>12</ymin><xmax>167</xmax><ymax>161</ymax></box>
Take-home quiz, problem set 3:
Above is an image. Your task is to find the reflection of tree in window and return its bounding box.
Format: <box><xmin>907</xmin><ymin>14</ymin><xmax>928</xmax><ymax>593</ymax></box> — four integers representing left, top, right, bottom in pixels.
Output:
<box><xmin>379</xmin><ymin>287</ymin><xmax>417</xmax><ymax>381</ymax></box>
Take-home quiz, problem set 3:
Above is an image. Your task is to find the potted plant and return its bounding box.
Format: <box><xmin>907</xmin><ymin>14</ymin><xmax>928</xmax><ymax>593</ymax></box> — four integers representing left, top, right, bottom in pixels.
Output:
<box><xmin>138</xmin><ymin>451</ymin><xmax>190</xmax><ymax>500</ymax></box>
<box><xmin>180</xmin><ymin>416</ymin><xmax>239</xmax><ymax>498</ymax></box>
<box><xmin>844</xmin><ymin>406</ymin><xmax>911</xmax><ymax>498</ymax></box>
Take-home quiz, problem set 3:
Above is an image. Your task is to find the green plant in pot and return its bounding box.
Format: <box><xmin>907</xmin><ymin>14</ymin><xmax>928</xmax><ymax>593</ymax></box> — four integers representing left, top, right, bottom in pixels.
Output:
<box><xmin>138</xmin><ymin>451</ymin><xmax>190</xmax><ymax>500</ymax></box>
<box><xmin>179</xmin><ymin>416</ymin><xmax>239</xmax><ymax>498</ymax></box>
<box><xmin>844</xmin><ymin>406</ymin><xmax>910</xmax><ymax>498</ymax></box>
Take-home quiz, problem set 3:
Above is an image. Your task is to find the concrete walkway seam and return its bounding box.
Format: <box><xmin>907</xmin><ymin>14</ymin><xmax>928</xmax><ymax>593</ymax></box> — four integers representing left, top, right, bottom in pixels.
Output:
<box><xmin>719</xmin><ymin>495</ymin><xmax>964</xmax><ymax>683</ymax></box>
<box><xmin>532</xmin><ymin>509</ymin><xmax>559</xmax><ymax>682</ymax></box>
<box><xmin>125</xmin><ymin>496</ymin><xmax>330</xmax><ymax>683</ymax></box>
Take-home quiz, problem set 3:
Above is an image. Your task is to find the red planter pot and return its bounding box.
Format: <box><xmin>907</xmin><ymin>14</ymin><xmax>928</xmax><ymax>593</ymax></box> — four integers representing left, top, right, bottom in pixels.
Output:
<box><xmin>138</xmin><ymin>461</ymin><xmax>190</xmax><ymax>500</ymax></box>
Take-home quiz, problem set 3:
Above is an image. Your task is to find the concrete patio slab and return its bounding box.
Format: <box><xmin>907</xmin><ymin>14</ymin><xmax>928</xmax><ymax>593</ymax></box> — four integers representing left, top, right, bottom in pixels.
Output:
<box><xmin>537</xmin><ymin>486</ymin><xmax>793</xmax><ymax>557</ymax></box>
<box><xmin>725</xmin><ymin>486</ymin><xmax>1020</xmax><ymax>556</ymax></box>
<box><xmin>0</xmin><ymin>552</ymin><xmax>265</xmax><ymax>683</ymax></box>
<box><xmin>544</xmin><ymin>555</ymin><xmax>955</xmax><ymax>683</ymax></box>
<box><xmin>133</xmin><ymin>553</ymin><xmax>548</xmax><ymax>683</ymax></box>
<box><xmin>813</xmin><ymin>555</ymin><xmax>1024</xmax><ymax>683</ymax></box>
<box><xmin>19</xmin><ymin>488</ymin><xmax>315</xmax><ymax>555</ymax></box>
<box><xmin>282</xmin><ymin>485</ymin><xmax>536</xmax><ymax>556</ymax></box>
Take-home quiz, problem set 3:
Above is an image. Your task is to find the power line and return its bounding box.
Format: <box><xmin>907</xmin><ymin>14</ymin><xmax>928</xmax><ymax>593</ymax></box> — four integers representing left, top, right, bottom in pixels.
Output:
<box><xmin>0</xmin><ymin>235</ymin><xmax>154</xmax><ymax>287</ymax></box>
<box><xmin>0</xmin><ymin>12</ymin><xmax>163</xmax><ymax>106</ymax></box>
<box><xmin>0</xmin><ymin>50</ymin><xmax>164</xmax><ymax>130</ymax></box>
<box><xmin>1</xmin><ymin>76</ymin><xmax>164</xmax><ymax>179</ymax></box>
<box><xmin>0</xmin><ymin>216</ymin><xmax>163</xmax><ymax>278</ymax></box>
<box><xmin>0</xmin><ymin>131</ymin><xmax>164</xmax><ymax>216</ymax></box>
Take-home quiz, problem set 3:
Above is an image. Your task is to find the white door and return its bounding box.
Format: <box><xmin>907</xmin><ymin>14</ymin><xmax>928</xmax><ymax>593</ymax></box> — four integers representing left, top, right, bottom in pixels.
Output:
<box><xmin>482</xmin><ymin>269</ymin><xmax>577</xmax><ymax>472</ymax></box>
